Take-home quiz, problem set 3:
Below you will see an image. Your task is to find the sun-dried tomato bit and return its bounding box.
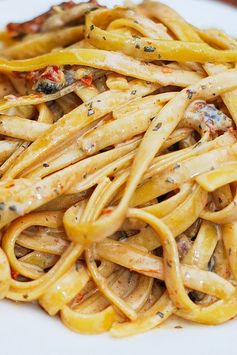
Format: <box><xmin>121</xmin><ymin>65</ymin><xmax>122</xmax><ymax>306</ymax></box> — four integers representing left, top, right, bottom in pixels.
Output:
<box><xmin>6</xmin><ymin>14</ymin><xmax>48</xmax><ymax>38</ymax></box>
<box><xmin>101</xmin><ymin>207</ymin><xmax>114</xmax><ymax>215</ymax></box>
<box><xmin>60</xmin><ymin>1</ymin><xmax>76</xmax><ymax>9</ymax></box>
<box><xmin>14</xmin><ymin>65</ymin><xmax>76</xmax><ymax>95</ymax></box>
<box><xmin>89</xmin><ymin>0</ymin><xmax>101</xmax><ymax>6</ymax></box>
<box><xmin>14</xmin><ymin>69</ymin><xmax>42</xmax><ymax>82</ymax></box>
<box><xmin>73</xmin><ymin>292</ymin><xmax>84</xmax><ymax>304</ymax></box>
<box><xmin>34</xmin><ymin>66</ymin><xmax>66</xmax><ymax>94</ymax></box>
<box><xmin>11</xmin><ymin>269</ymin><xmax>19</xmax><ymax>280</ymax></box>
<box><xmin>80</xmin><ymin>75</ymin><xmax>93</xmax><ymax>87</ymax></box>
<box><xmin>6</xmin><ymin>1</ymin><xmax>77</xmax><ymax>38</ymax></box>
<box><xmin>40</xmin><ymin>66</ymin><xmax>61</xmax><ymax>81</ymax></box>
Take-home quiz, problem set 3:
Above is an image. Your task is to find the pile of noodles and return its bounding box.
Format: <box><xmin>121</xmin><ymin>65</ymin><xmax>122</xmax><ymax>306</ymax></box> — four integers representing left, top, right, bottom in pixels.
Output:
<box><xmin>0</xmin><ymin>0</ymin><xmax>237</xmax><ymax>336</ymax></box>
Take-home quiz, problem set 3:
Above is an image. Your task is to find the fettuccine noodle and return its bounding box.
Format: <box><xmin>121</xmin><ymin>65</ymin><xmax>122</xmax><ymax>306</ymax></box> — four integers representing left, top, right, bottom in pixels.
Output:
<box><xmin>1</xmin><ymin>0</ymin><xmax>237</xmax><ymax>337</ymax></box>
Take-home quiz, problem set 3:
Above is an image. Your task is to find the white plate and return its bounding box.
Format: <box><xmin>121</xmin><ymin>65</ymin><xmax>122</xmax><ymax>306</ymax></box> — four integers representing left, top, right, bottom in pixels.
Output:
<box><xmin>0</xmin><ymin>1</ymin><xmax>237</xmax><ymax>355</ymax></box>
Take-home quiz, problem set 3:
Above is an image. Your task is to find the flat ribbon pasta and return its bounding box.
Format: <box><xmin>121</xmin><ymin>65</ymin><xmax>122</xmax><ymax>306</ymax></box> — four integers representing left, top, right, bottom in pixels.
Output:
<box><xmin>1</xmin><ymin>0</ymin><xmax>237</xmax><ymax>338</ymax></box>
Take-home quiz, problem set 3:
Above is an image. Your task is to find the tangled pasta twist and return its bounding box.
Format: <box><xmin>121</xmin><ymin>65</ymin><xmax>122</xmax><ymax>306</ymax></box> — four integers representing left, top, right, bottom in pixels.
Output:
<box><xmin>0</xmin><ymin>0</ymin><xmax>237</xmax><ymax>337</ymax></box>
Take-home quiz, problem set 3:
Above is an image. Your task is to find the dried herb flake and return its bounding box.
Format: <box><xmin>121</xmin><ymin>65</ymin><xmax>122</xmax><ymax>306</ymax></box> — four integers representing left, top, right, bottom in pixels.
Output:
<box><xmin>187</xmin><ymin>89</ymin><xmax>194</xmax><ymax>100</ymax></box>
<box><xmin>9</xmin><ymin>205</ymin><xmax>17</xmax><ymax>212</ymax></box>
<box><xmin>153</xmin><ymin>122</ymin><xmax>162</xmax><ymax>131</ymax></box>
<box><xmin>88</xmin><ymin>108</ymin><xmax>95</xmax><ymax>116</ymax></box>
<box><xmin>173</xmin><ymin>163</ymin><xmax>181</xmax><ymax>170</ymax></box>
<box><xmin>144</xmin><ymin>46</ymin><xmax>156</xmax><ymax>53</ymax></box>
<box><xmin>157</xmin><ymin>311</ymin><xmax>164</xmax><ymax>318</ymax></box>
<box><xmin>192</xmin><ymin>141</ymin><xmax>202</xmax><ymax>149</ymax></box>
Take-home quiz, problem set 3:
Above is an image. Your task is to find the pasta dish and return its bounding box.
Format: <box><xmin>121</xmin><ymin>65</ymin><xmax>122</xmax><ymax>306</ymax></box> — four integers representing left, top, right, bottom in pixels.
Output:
<box><xmin>1</xmin><ymin>0</ymin><xmax>237</xmax><ymax>337</ymax></box>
